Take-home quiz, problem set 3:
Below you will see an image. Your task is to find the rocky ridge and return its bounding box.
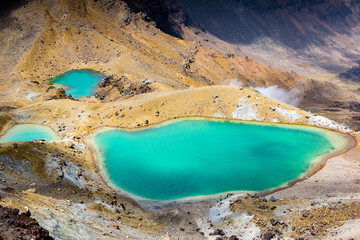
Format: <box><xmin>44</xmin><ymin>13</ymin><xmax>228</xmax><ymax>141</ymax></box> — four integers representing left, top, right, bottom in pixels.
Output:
<box><xmin>0</xmin><ymin>206</ymin><xmax>53</xmax><ymax>240</ymax></box>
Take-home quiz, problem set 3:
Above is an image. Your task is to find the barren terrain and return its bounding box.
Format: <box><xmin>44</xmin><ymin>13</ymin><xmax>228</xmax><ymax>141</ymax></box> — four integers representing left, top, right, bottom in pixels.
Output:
<box><xmin>0</xmin><ymin>0</ymin><xmax>360</xmax><ymax>239</ymax></box>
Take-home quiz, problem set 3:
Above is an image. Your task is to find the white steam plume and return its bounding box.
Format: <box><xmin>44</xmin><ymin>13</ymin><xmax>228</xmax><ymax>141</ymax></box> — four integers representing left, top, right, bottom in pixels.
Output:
<box><xmin>254</xmin><ymin>85</ymin><xmax>301</xmax><ymax>107</ymax></box>
<box><xmin>228</xmin><ymin>79</ymin><xmax>244</xmax><ymax>88</ymax></box>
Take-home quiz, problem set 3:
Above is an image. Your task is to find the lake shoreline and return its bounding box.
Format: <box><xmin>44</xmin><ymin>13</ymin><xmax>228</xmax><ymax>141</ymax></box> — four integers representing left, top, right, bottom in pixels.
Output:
<box><xmin>0</xmin><ymin>123</ymin><xmax>59</xmax><ymax>143</ymax></box>
<box><xmin>49</xmin><ymin>69</ymin><xmax>104</xmax><ymax>98</ymax></box>
<box><xmin>86</xmin><ymin>117</ymin><xmax>357</xmax><ymax>208</ymax></box>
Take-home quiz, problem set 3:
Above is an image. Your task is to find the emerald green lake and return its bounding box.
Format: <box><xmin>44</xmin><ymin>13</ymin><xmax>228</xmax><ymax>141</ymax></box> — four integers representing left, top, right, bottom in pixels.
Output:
<box><xmin>92</xmin><ymin>119</ymin><xmax>349</xmax><ymax>201</ymax></box>
<box><xmin>0</xmin><ymin>124</ymin><xmax>58</xmax><ymax>143</ymax></box>
<box><xmin>50</xmin><ymin>70</ymin><xmax>104</xmax><ymax>98</ymax></box>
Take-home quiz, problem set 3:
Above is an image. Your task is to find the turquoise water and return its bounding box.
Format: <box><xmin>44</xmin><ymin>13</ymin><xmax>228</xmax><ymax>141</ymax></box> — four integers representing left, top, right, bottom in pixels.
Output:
<box><xmin>50</xmin><ymin>70</ymin><xmax>104</xmax><ymax>98</ymax></box>
<box><xmin>0</xmin><ymin>124</ymin><xmax>58</xmax><ymax>143</ymax></box>
<box><xmin>92</xmin><ymin>119</ymin><xmax>342</xmax><ymax>201</ymax></box>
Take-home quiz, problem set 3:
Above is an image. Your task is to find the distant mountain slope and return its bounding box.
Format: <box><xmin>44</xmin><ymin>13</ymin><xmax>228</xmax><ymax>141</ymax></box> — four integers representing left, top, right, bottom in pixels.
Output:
<box><xmin>182</xmin><ymin>0</ymin><xmax>359</xmax><ymax>48</ymax></box>
<box><xmin>118</xmin><ymin>0</ymin><xmax>360</xmax><ymax>73</ymax></box>
<box><xmin>181</xmin><ymin>0</ymin><xmax>360</xmax><ymax>72</ymax></box>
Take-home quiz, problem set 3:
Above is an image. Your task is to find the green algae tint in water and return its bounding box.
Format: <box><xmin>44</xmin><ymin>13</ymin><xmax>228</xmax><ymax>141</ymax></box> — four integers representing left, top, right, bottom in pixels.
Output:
<box><xmin>50</xmin><ymin>70</ymin><xmax>104</xmax><ymax>98</ymax></box>
<box><xmin>93</xmin><ymin>120</ymin><xmax>337</xmax><ymax>201</ymax></box>
<box><xmin>0</xmin><ymin>124</ymin><xmax>58</xmax><ymax>143</ymax></box>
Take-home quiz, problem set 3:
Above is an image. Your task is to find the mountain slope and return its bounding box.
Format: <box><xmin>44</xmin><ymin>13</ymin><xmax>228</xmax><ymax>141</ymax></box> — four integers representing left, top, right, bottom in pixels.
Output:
<box><xmin>0</xmin><ymin>0</ymin><xmax>306</xmax><ymax>105</ymax></box>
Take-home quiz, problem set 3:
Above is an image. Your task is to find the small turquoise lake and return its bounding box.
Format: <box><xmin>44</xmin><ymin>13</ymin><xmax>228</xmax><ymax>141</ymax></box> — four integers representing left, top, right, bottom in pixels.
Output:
<box><xmin>50</xmin><ymin>70</ymin><xmax>104</xmax><ymax>98</ymax></box>
<box><xmin>0</xmin><ymin>124</ymin><xmax>58</xmax><ymax>143</ymax></box>
<box><xmin>91</xmin><ymin>119</ymin><xmax>351</xmax><ymax>201</ymax></box>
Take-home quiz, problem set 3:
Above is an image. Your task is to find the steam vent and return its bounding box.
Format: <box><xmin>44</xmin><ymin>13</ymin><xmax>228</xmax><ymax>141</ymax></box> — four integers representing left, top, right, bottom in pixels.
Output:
<box><xmin>0</xmin><ymin>0</ymin><xmax>360</xmax><ymax>239</ymax></box>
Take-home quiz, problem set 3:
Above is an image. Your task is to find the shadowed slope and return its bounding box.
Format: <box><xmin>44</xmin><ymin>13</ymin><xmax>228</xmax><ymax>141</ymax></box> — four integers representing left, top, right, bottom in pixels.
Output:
<box><xmin>182</xmin><ymin>0</ymin><xmax>360</xmax><ymax>50</ymax></box>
